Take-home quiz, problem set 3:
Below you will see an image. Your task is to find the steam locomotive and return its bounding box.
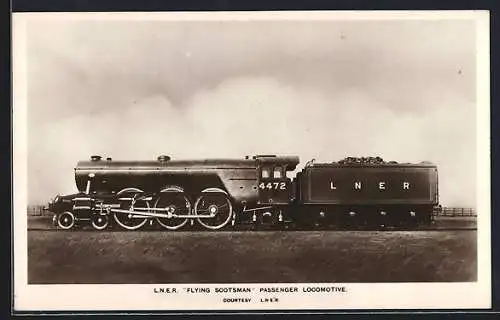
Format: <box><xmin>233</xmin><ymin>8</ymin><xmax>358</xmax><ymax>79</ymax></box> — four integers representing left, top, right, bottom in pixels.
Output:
<box><xmin>46</xmin><ymin>155</ymin><xmax>439</xmax><ymax>231</ymax></box>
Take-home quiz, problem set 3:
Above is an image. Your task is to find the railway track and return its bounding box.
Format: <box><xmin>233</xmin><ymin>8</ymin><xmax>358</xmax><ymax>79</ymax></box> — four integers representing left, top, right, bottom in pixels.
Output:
<box><xmin>27</xmin><ymin>214</ymin><xmax>477</xmax><ymax>232</ymax></box>
<box><xmin>27</xmin><ymin>224</ymin><xmax>477</xmax><ymax>232</ymax></box>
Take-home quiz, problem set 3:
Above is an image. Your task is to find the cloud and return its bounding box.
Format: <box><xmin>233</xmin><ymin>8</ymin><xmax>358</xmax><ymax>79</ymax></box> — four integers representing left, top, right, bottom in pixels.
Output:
<box><xmin>24</xmin><ymin>17</ymin><xmax>477</xmax><ymax>207</ymax></box>
<box><xmin>28</xmin><ymin>75</ymin><xmax>475</xmax><ymax>207</ymax></box>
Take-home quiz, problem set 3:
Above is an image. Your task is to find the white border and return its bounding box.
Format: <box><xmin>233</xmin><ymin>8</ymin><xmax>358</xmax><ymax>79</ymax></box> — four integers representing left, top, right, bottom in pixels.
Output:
<box><xmin>12</xmin><ymin>10</ymin><xmax>491</xmax><ymax>311</ymax></box>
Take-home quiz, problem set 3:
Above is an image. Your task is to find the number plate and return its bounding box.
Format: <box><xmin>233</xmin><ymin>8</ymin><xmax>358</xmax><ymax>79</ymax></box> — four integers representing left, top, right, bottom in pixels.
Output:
<box><xmin>258</xmin><ymin>182</ymin><xmax>286</xmax><ymax>190</ymax></box>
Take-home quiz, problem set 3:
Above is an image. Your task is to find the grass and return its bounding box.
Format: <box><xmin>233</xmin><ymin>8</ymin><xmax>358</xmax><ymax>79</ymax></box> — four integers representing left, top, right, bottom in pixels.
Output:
<box><xmin>28</xmin><ymin>229</ymin><xmax>477</xmax><ymax>284</ymax></box>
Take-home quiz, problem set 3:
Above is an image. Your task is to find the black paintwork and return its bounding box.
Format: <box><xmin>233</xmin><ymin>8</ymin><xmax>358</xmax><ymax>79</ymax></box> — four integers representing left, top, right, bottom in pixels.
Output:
<box><xmin>48</xmin><ymin>155</ymin><xmax>440</xmax><ymax>230</ymax></box>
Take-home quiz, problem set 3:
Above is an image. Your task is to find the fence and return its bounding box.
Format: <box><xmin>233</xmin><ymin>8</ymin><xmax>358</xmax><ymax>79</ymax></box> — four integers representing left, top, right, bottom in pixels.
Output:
<box><xmin>27</xmin><ymin>205</ymin><xmax>47</xmax><ymax>216</ymax></box>
<box><xmin>437</xmin><ymin>207</ymin><xmax>476</xmax><ymax>217</ymax></box>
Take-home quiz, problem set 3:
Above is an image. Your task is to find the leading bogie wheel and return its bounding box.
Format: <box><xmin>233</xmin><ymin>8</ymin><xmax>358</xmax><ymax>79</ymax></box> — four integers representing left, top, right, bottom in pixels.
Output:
<box><xmin>155</xmin><ymin>186</ymin><xmax>191</xmax><ymax>230</ymax></box>
<box><xmin>195</xmin><ymin>188</ymin><xmax>233</xmax><ymax>230</ymax></box>
<box><xmin>57</xmin><ymin>211</ymin><xmax>76</xmax><ymax>230</ymax></box>
<box><xmin>91</xmin><ymin>214</ymin><xmax>109</xmax><ymax>230</ymax></box>
<box><xmin>113</xmin><ymin>187</ymin><xmax>149</xmax><ymax>230</ymax></box>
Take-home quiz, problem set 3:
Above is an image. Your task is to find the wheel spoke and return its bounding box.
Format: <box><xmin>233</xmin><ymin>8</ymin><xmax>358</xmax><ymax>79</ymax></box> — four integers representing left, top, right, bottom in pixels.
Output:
<box><xmin>195</xmin><ymin>190</ymin><xmax>233</xmax><ymax>230</ymax></box>
<box><xmin>155</xmin><ymin>189</ymin><xmax>191</xmax><ymax>230</ymax></box>
<box><xmin>113</xmin><ymin>188</ymin><xmax>149</xmax><ymax>230</ymax></box>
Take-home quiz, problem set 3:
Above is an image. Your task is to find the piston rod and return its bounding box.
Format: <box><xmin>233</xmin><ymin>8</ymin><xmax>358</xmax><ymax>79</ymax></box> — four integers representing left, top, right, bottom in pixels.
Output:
<box><xmin>109</xmin><ymin>208</ymin><xmax>215</xmax><ymax>219</ymax></box>
<box><xmin>97</xmin><ymin>204</ymin><xmax>184</xmax><ymax>213</ymax></box>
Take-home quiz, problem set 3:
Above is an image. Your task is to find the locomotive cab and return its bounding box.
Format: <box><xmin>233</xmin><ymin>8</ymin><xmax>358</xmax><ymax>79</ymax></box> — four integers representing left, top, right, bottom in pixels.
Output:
<box><xmin>254</xmin><ymin>155</ymin><xmax>299</xmax><ymax>205</ymax></box>
<box><xmin>258</xmin><ymin>165</ymin><xmax>292</xmax><ymax>205</ymax></box>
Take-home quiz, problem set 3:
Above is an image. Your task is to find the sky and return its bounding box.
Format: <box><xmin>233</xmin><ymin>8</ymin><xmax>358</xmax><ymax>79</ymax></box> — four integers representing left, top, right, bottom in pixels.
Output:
<box><xmin>21</xmin><ymin>14</ymin><xmax>478</xmax><ymax>206</ymax></box>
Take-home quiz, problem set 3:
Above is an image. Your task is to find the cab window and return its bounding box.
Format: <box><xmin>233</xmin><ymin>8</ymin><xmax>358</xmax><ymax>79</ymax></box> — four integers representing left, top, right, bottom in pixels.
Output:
<box><xmin>273</xmin><ymin>167</ymin><xmax>283</xmax><ymax>179</ymax></box>
<box><xmin>261</xmin><ymin>167</ymin><xmax>270</xmax><ymax>178</ymax></box>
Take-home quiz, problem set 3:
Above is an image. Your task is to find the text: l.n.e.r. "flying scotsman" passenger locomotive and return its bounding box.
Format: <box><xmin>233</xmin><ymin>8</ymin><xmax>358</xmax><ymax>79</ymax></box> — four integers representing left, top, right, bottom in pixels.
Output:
<box><xmin>46</xmin><ymin>155</ymin><xmax>439</xmax><ymax>231</ymax></box>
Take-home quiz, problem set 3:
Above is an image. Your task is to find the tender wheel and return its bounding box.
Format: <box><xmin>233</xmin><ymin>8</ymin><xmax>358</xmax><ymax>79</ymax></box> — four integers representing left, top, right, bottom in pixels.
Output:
<box><xmin>91</xmin><ymin>214</ymin><xmax>109</xmax><ymax>230</ymax></box>
<box><xmin>57</xmin><ymin>211</ymin><xmax>76</xmax><ymax>230</ymax></box>
<box><xmin>113</xmin><ymin>187</ymin><xmax>149</xmax><ymax>230</ymax></box>
<box><xmin>375</xmin><ymin>209</ymin><xmax>390</xmax><ymax>230</ymax></box>
<box><xmin>195</xmin><ymin>188</ymin><xmax>233</xmax><ymax>230</ymax></box>
<box><xmin>155</xmin><ymin>186</ymin><xmax>191</xmax><ymax>230</ymax></box>
<box><xmin>339</xmin><ymin>210</ymin><xmax>357</xmax><ymax>229</ymax></box>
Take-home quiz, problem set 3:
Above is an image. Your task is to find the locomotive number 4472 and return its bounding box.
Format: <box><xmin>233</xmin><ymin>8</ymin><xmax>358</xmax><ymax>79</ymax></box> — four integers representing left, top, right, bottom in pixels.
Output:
<box><xmin>259</xmin><ymin>182</ymin><xmax>286</xmax><ymax>190</ymax></box>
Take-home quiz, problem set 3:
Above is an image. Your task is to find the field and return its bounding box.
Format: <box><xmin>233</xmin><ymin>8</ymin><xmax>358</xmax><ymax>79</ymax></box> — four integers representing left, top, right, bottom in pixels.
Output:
<box><xmin>27</xmin><ymin>217</ymin><xmax>477</xmax><ymax>283</ymax></box>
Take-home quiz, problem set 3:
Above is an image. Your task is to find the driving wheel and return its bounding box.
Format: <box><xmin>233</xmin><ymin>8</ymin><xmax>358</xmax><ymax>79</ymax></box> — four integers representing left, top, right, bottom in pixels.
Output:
<box><xmin>113</xmin><ymin>187</ymin><xmax>149</xmax><ymax>230</ymax></box>
<box><xmin>195</xmin><ymin>188</ymin><xmax>233</xmax><ymax>230</ymax></box>
<box><xmin>155</xmin><ymin>186</ymin><xmax>191</xmax><ymax>230</ymax></box>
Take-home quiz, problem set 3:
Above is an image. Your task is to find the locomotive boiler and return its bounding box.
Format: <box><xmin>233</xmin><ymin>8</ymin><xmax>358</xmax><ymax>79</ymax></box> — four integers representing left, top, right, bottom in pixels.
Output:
<box><xmin>48</xmin><ymin>154</ymin><xmax>299</xmax><ymax>230</ymax></box>
<box><xmin>47</xmin><ymin>154</ymin><xmax>439</xmax><ymax>231</ymax></box>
